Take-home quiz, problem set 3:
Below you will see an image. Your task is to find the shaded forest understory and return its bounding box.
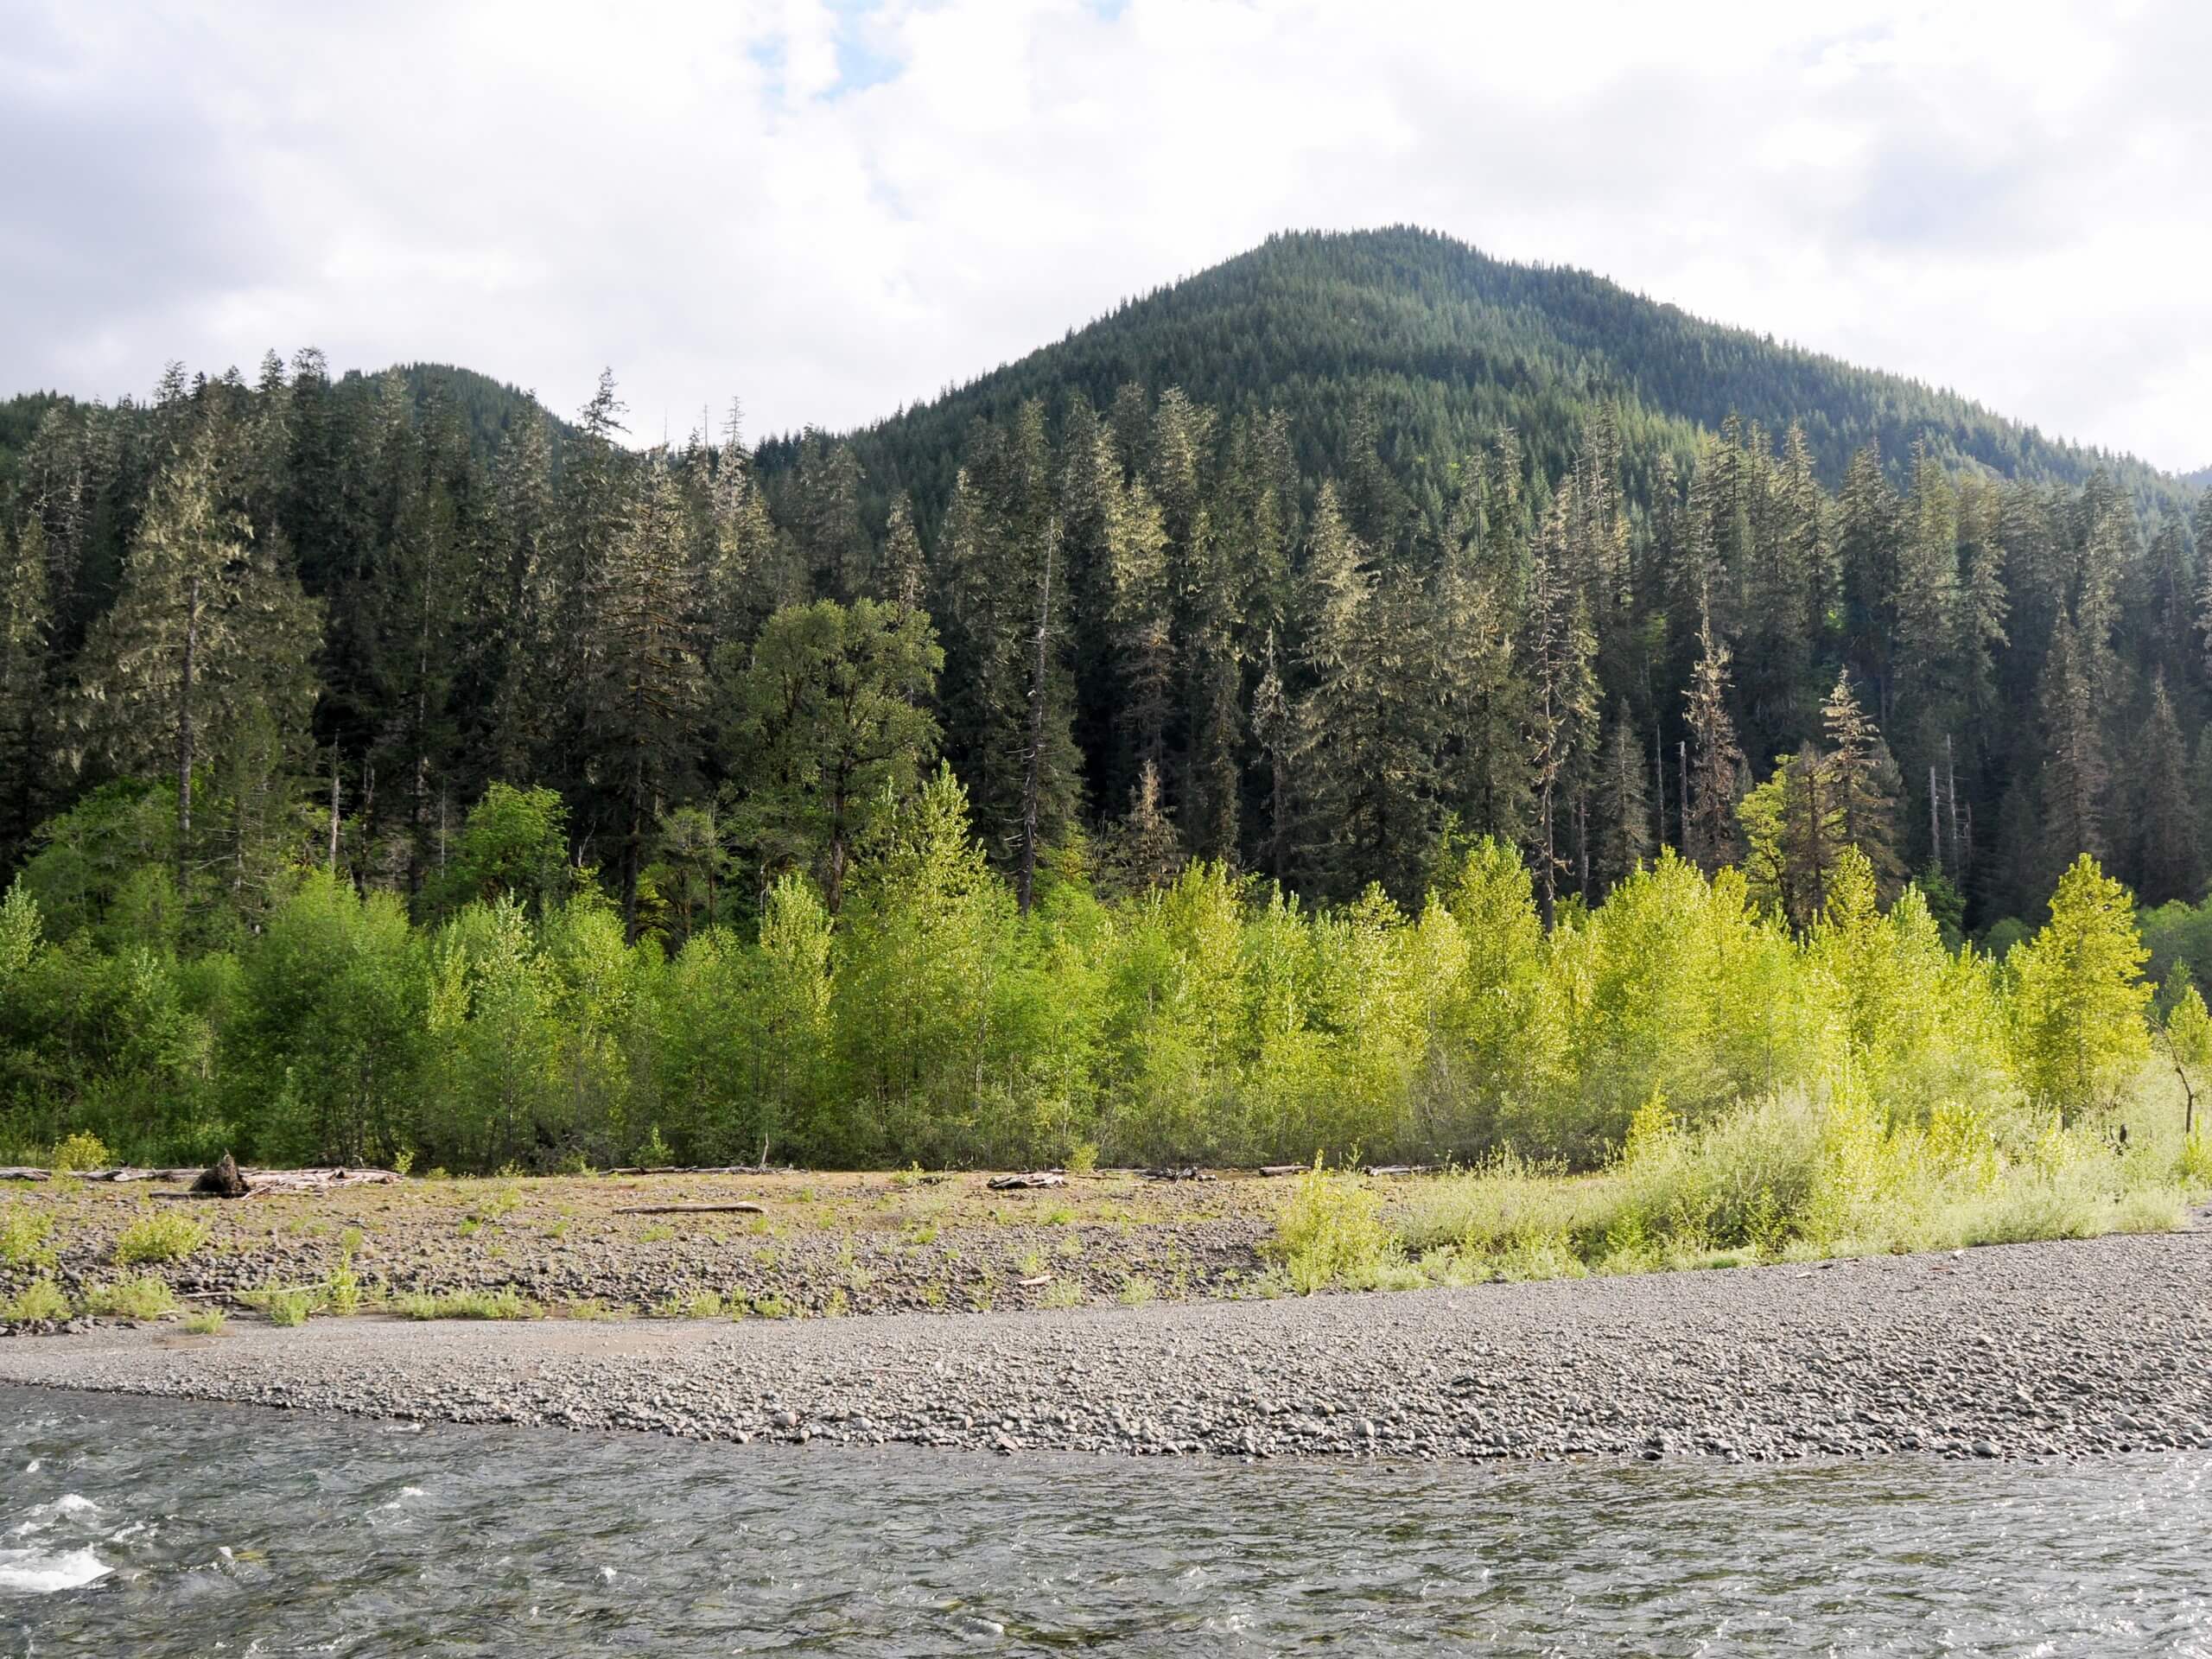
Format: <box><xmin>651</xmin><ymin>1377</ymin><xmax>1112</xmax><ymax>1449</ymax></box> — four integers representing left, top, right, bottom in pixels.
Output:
<box><xmin>2</xmin><ymin>227</ymin><xmax>2209</xmax><ymax>1185</ymax></box>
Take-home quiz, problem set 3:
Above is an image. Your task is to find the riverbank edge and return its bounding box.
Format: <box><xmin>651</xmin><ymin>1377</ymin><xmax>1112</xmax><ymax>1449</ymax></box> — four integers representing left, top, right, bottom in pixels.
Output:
<box><xmin>4</xmin><ymin>1224</ymin><xmax>2210</xmax><ymax>1465</ymax></box>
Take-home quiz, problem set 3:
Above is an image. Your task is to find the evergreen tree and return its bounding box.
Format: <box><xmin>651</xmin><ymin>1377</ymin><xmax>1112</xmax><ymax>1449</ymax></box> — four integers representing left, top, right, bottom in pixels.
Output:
<box><xmin>73</xmin><ymin>419</ymin><xmax>320</xmax><ymax>893</ymax></box>
<box><xmin>1251</xmin><ymin>630</ymin><xmax>1293</xmax><ymax>883</ymax></box>
<box><xmin>580</xmin><ymin>454</ymin><xmax>705</xmax><ymax>931</ymax></box>
<box><xmin>2130</xmin><ymin>671</ymin><xmax>2201</xmax><ymax>906</ymax></box>
<box><xmin>0</xmin><ymin>518</ymin><xmax>54</xmax><ymax>866</ymax></box>
<box><xmin>719</xmin><ymin>598</ymin><xmax>941</xmax><ymax>914</ymax></box>
<box><xmin>1836</xmin><ymin>442</ymin><xmax>1901</xmax><ymax>715</ymax></box>
<box><xmin>1290</xmin><ymin>484</ymin><xmax>1377</xmax><ymax>898</ymax></box>
<box><xmin>476</xmin><ymin>411</ymin><xmax>561</xmax><ymax>785</ymax></box>
<box><xmin>879</xmin><ymin>492</ymin><xmax>926</xmax><ymax>619</ymax></box>
<box><xmin>1819</xmin><ymin>671</ymin><xmax>1905</xmax><ymax>893</ymax></box>
<box><xmin>2037</xmin><ymin>613</ymin><xmax>2107</xmax><ymax>867</ymax></box>
<box><xmin>1523</xmin><ymin>498</ymin><xmax>1599</xmax><ymax>918</ymax></box>
<box><xmin>1593</xmin><ymin>702</ymin><xmax>1652</xmax><ymax>891</ymax></box>
<box><xmin>1104</xmin><ymin>758</ymin><xmax>1184</xmax><ymax>898</ymax></box>
<box><xmin>1682</xmin><ymin>599</ymin><xmax>1745</xmax><ymax>874</ymax></box>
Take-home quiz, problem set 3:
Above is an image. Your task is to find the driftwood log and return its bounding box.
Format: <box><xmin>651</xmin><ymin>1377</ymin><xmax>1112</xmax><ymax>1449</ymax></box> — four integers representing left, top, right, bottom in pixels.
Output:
<box><xmin>1140</xmin><ymin>1166</ymin><xmax>1216</xmax><ymax>1183</ymax></box>
<box><xmin>613</xmin><ymin>1202</ymin><xmax>766</xmax><ymax>1217</ymax></box>
<box><xmin>1362</xmin><ymin>1164</ymin><xmax>1440</xmax><ymax>1178</ymax></box>
<box><xmin>986</xmin><ymin>1173</ymin><xmax>1066</xmax><ymax>1190</ymax></box>
<box><xmin>155</xmin><ymin>1166</ymin><xmax>403</xmax><ymax>1198</ymax></box>
<box><xmin>12</xmin><ymin>1164</ymin><xmax>399</xmax><ymax>1191</ymax></box>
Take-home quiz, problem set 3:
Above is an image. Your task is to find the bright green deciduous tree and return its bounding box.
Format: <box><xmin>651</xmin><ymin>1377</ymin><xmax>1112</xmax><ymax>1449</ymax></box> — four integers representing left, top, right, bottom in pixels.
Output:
<box><xmin>2007</xmin><ymin>853</ymin><xmax>2151</xmax><ymax>1119</ymax></box>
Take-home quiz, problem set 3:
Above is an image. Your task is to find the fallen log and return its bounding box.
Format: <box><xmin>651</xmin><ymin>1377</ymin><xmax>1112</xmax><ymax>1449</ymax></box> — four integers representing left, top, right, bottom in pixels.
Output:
<box><xmin>987</xmin><ymin>1172</ymin><xmax>1065</xmax><ymax>1190</ymax></box>
<box><xmin>1256</xmin><ymin>1165</ymin><xmax>1305</xmax><ymax>1178</ymax></box>
<box><xmin>99</xmin><ymin>1167</ymin><xmax>205</xmax><ymax>1184</ymax></box>
<box><xmin>1362</xmin><ymin>1164</ymin><xmax>1440</xmax><ymax>1178</ymax></box>
<box><xmin>604</xmin><ymin>1164</ymin><xmax>787</xmax><ymax>1177</ymax></box>
<box><xmin>11</xmin><ymin>1163</ymin><xmax>398</xmax><ymax>1190</ymax></box>
<box><xmin>1139</xmin><ymin>1166</ymin><xmax>1216</xmax><ymax>1183</ymax></box>
<box><xmin>613</xmin><ymin>1202</ymin><xmax>766</xmax><ymax>1217</ymax></box>
<box><xmin>1018</xmin><ymin>1274</ymin><xmax>1052</xmax><ymax>1288</ymax></box>
<box><xmin>247</xmin><ymin>1166</ymin><xmax>403</xmax><ymax>1190</ymax></box>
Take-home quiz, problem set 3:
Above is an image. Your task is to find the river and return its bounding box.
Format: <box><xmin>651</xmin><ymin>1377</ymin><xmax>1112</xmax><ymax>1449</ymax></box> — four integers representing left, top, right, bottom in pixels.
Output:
<box><xmin>3</xmin><ymin>1384</ymin><xmax>2209</xmax><ymax>1655</ymax></box>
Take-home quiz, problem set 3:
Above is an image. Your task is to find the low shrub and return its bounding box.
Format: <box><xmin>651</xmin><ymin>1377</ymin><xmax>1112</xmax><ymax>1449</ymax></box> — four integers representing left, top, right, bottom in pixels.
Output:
<box><xmin>0</xmin><ymin>1206</ymin><xmax>56</xmax><ymax>1270</ymax></box>
<box><xmin>1270</xmin><ymin>1157</ymin><xmax>1399</xmax><ymax>1293</ymax></box>
<box><xmin>182</xmin><ymin>1307</ymin><xmax>227</xmax><ymax>1335</ymax></box>
<box><xmin>263</xmin><ymin>1288</ymin><xmax>313</xmax><ymax>1326</ymax></box>
<box><xmin>114</xmin><ymin>1210</ymin><xmax>209</xmax><ymax>1266</ymax></box>
<box><xmin>2</xmin><ymin>1278</ymin><xmax>71</xmax><ymax>1322</ymax></box>
<box><xmin>48</xmin><ymin>1132</ymin><xmax>111</xmax><ymax>1173</ymax></box>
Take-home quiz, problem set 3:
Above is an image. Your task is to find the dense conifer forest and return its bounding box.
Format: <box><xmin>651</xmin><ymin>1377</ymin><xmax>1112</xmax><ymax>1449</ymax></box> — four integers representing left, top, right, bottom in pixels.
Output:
<box><xmin>1</xmin><ymin>226</ymin><xmax>2206</xmax><ymax>1176</ymax></box>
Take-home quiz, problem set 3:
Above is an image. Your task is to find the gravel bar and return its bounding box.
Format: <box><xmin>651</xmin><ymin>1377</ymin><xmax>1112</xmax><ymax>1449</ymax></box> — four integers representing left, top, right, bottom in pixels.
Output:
<box><xmin>5</xmin><ymin>1229</ymin><xmax>2211</xmax><ymax>1463</ymax></box>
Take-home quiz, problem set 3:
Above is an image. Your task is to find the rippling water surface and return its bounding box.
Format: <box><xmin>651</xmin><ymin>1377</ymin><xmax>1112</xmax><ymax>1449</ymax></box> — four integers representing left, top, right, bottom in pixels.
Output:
<box><xmin>5</xmin><ymin>1383</ymin><xmax>2211</xmax><ymax>1655</ymax></box>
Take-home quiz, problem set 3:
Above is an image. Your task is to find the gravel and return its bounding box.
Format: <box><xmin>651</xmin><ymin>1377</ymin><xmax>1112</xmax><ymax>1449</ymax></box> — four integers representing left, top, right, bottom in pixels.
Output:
<box><xmin>4</xmin><ymin>1228</ymin><xmax>2210</xmax><ymax>1464</ymax></box>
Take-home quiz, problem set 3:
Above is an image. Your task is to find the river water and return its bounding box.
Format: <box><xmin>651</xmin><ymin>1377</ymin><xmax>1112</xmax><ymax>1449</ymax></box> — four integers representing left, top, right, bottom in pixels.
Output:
<box><xmin>3</xmin><ymin>1384</ymin><xmax>2209</xmax><ymax>1656</ymax></box>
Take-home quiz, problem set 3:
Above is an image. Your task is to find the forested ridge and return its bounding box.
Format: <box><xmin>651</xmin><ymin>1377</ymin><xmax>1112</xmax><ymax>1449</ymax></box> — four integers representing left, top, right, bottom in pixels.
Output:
<box><xmin>1</xmin><ymin>226</ymin><xmax>2208</xmax><ymax>1175</ymax></box>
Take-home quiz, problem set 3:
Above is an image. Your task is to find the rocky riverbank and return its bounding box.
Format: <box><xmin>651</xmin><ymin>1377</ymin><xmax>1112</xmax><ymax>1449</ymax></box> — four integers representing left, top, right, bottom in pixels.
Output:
<box><xmin>4</xmin><ymin>1225</ymin><xmax>2210</xmax><ymax>1463</ymax></box>
<box><xmin>0</xmin><ymin>1166</ymin><xmax>1278</xmax><ymax>1321</ymax></box>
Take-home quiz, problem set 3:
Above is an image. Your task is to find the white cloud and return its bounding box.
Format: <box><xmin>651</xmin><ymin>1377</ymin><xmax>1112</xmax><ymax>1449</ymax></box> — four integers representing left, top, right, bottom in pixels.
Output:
<box><xmin>3</xmin><ymin>0</ymin><xmax>2208</xmax><ymax>467</ymax></box>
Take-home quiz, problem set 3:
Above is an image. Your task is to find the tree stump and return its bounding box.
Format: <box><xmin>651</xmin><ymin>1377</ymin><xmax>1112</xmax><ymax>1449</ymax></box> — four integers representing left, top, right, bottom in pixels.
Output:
<box><xmin>193</xmin><ymin>1151</ymin><xmax>250</xmax><ymax>1198</ymax></box>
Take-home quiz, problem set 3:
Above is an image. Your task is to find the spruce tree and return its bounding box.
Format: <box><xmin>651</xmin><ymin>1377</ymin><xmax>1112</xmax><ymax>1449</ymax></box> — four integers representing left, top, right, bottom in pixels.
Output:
<box><xmin>1523</xmin><ymin>498</ymin><xmax>1599</xmax><ymax>918</ymax></box>
<box><xmin>2037</xmin><ymin>613</ymin><xmax>2107</xmax><ymax>865</ymax></box>
<box><xmin>1819</xmin><ymin>671</ymin><xmax>1905</xmax><ymax>893</ymax></box>
<box><xmin>1290</xmin><ymin>484</ymin><xmax>1377</xmax><ymax>897</ymax></box>
<box><xmin>2130</xmin><ymin>671</ymin><xmax>2201</xmax><ymax>906</ymax></box>
<box><xmin>1682</xmin><ymin>598</ymin><xmax>1745</xmax><ymax>874</ymax></box>
<box><xmin>0</xmin><ymin>518</ymin><xmax>54</xmax><ymax>866</ymax></box>
<box><xmin>581</xmin><ymin>454</ymin><xmax>706</xmax><ymax>931</ymax></box>
<box><xmin>1593</xmin><ymin>702</ymin><xmax>1652</xmax><ymax>891</ymax></box>
<box><xmin>74</xmin><ymin>419</ymin><xmax>321</xmax><ymax>894</ymax></box>
<box><xmin>720</xmin><ymin>598</ymin><xmax>941</xmax><ymax>914</ymax></box>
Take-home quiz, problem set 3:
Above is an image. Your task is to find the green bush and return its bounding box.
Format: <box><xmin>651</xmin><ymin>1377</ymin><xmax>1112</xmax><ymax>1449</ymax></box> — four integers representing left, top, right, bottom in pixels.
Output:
<box><xmin>0</xmin><ymin>1206</ymin><xmax>57</xmax><ymax>1270</ymax></box>
<box><xmin>3</xmin><ymin>1278</ymin><xmax>73</xmax><ymax>1322</ymax></box>
<box><xmin>50</xmin><ymin>1132</ymin><xmax>112</xmax><ymax>1173</ymax></box>
<box><xmin>114</xmin><ymin>1210</ymin><xmax>208</xmax><ymax>1265</ymax></box>
<box><xmin>1271</xmin><ymin>1158</ymin><xmax>1398</xmax><ymax>1293</ymax></box>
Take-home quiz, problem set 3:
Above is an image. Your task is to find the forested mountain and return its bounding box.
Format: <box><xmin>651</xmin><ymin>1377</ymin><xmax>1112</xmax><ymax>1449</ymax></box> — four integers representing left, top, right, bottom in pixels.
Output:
<box><xmin>763</xmin><ymin>226</ymin><xmax>2188</xmax><ymax>539</ymax></box>
<box><xmin>2</xmin><ymin>227</ymin><xmax>2209</xmax><ymax>1170</ymax></box>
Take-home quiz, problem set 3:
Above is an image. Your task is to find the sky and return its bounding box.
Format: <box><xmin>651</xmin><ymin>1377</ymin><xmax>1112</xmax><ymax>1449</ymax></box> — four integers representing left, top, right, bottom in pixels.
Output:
<box><xmin>4</xmin><ymin>0</ymin><xmax>2209</xmax><ymax>470</ymax></box>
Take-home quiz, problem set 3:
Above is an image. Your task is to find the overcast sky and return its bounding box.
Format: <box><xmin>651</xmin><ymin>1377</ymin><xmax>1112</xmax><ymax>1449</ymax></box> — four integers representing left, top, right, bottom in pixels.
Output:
<box><xmin>5</xmin><ymin>0</ymin><xmax>2208</xmax><ymax>469</ymax></box>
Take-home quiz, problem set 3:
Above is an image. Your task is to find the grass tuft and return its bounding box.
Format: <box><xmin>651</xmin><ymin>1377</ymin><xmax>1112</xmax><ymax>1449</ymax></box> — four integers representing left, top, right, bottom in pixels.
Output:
<box><xmin>392</xmin><ymin>1287</ymin><xmax>542</xmax><ymax>1321</ymax></box>
<box><xmin>84</xmin><ymin>1276</ymin><xmax>175</xmax><ymax>1319</ymax></box>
